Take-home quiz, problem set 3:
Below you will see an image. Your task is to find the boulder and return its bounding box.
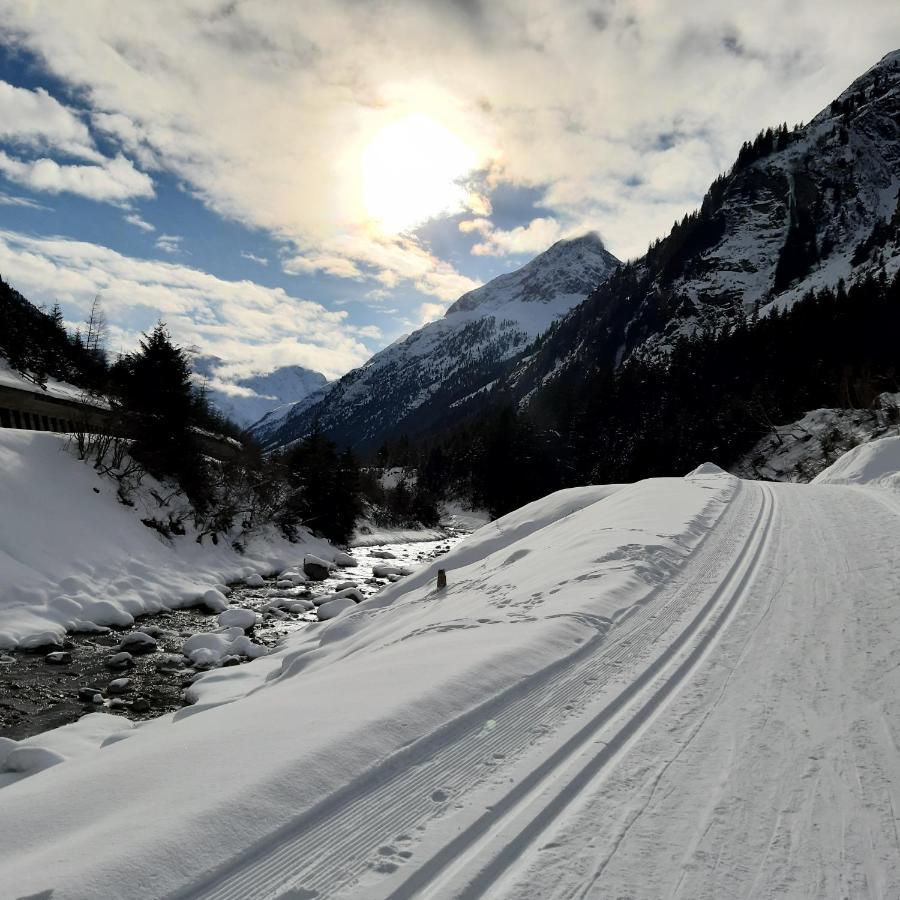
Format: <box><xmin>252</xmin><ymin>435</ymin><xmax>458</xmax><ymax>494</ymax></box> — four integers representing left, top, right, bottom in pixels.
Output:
<box><xmin>304</xmin><ymin>555</ymin><xmax>332</xmax><ymax>581</ymax></box>
<box><xmin>117</xmin><ymin>632</ymin><xmax>158</xmax><ymax>655</ymax></box>
<box><xmin>334</xmin><ymin>551</ymin><xmax>359</xmax><ymax>567</ymax></box>
<box><xmin>107</xmin><ymin>678</ymin><xmax>131</xmax><ymax>694</ymax></box>
<box><xmin>45</xmin><ymin>651</ymin><xmax>73</xmax><ymax>665</ymax></box>
<box><xmin>244</xmin><ymin>573</ymin><xmax>265</xmax><ymax>588</ymax></box>
<box><xmin>106</xmin><ymin>651</ymin><xmax>134</xmax><ymax>670</ymax></box>
<box><xmin>370</xmin><ymin>550</ymin><xmax>397</xmax><ymax>559</ymax></box>
<box><xmin>77</xmin><ymin>686</ymin><xmax>103</xmax><ymax>703</ymax></box>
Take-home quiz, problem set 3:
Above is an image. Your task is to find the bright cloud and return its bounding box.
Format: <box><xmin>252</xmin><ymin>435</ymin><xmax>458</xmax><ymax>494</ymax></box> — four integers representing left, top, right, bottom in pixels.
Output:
<box><xmin>0</xmin><ymin>0</ymin><xmax>893</xmax><ymax>274</ymax></box>
<box><xmin>0</xmin><ymin>150</ymin><xmax>153</xmax><ymax>202</ymax></box>
<box><xmin>467</xmin><ymin>217</ymin><xmax>565</xmax><ymax>257</ymax></box>
<box><xmin>154</xmin><ymin>233</ymin><xmax>181</xmax><ymax>254</ymax></box>
<box><xmin>0</xmin><ymin>228</ymin><xmax>377</xmax><ymax>379</ymax></box>
<box><xmin>0</xmin><ymin>0</ymin><xmax>896</xmax><ymax>370</ymax></box>
<box><xmin>0</xmin><ymin>80</ymin><xmax>98</xmax><ymax>160</ymax></box>
<box><xmin>124</xmin><ymin>212</ymin><xmax>154</xmax><ymax>232</ymax></box>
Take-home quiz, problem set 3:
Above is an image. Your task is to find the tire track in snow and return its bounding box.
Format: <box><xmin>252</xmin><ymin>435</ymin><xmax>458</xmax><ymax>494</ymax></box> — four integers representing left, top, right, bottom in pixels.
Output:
<box><xmin>177</xmin><ymin>482</ymin><xmax>766</xmax><ymax>900</ymax></box>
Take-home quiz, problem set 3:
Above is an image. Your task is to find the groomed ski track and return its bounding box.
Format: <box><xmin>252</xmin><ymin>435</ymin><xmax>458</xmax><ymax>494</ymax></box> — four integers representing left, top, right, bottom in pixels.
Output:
<box><xmin>177</xmin><ymin>477</ymin><xmax>900</xmax><ymax>899</ymax></box>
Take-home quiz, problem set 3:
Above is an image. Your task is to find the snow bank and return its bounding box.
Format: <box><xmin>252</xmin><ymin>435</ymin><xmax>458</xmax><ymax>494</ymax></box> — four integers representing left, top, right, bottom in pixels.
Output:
<box><xmin>813</xmin><ymin>434</ymin><xmax>900</xmax><ymax>489</ymax></box>
<box><xmin>0</xmin><ymin>430</ymin><xmax>337</xmax><ymax>649</ymax></box>
<box><xmin>0</xmin><ymin>713</ymin><xmax>133</xmax><ymax>788</ymax></box>
<box><xmin>0</xmin><ymin>475</ymin><xmax>735</xmax><ymax>898</ymax></box>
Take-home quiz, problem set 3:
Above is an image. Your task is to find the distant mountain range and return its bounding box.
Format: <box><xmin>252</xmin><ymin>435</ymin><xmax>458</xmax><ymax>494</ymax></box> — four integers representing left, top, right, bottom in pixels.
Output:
<box><xmin>192</xmin><ymin>356</ymin><xmax>327</xmax><ymax>429</ymax></box>
<box><xmin>251</xmin><ymin>232</ymin><xmax>620</xmax><ymax>450</ymax></box>
<box><xmin>255</xmin><ymin>49</ymin><xmax>900</xmax><ymax>457</ymax></box>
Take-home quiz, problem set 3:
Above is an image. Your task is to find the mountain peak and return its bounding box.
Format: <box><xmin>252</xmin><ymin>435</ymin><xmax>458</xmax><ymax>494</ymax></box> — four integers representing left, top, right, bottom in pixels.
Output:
<box><xmin>445</xmin><ymin>231</ymin><xmax>620</xmax><ymax>317</ymax></box>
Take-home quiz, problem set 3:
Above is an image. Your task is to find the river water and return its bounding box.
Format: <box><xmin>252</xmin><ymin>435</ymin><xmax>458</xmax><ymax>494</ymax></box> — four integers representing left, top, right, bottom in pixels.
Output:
<box><xmin>0</xmin><ymin>533</ymin><xmax>462</xmax><ymax>741</ymax></box>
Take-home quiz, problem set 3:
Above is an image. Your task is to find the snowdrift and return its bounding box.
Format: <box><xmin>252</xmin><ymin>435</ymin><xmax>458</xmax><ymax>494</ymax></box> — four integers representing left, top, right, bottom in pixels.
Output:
<box><xmin>0</xmin><ymin>430</ymin><xmax>336</xmax><ymax>649</ymax></box>
<box><xmin>0</xmin><ymin>469</ymin><xmax>736</xmax><ymax>898</ymax></box>
<box><xmin>813</xmin><ymin>434</ymin><xmax>900</xmax><ymax>490</ymax></box>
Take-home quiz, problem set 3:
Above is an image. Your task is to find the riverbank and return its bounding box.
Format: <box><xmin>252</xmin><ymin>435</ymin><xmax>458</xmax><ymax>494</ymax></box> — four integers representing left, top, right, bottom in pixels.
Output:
<box><xmin>1</xmin><ymin>532</ymin><xmax>464</xmax><ymax>740</ymax></box>
<box><xmin>0</xmin><ymin>429</ymin><xmax>336</xmax><ymax>651</ymax></box>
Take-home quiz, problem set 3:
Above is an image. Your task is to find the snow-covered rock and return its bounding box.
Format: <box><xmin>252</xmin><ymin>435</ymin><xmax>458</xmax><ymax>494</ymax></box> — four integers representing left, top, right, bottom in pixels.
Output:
<box><xmin>733</xmin><ymin>393</ymin><xmax>900</xmax><ymax>482</ymax></box>
<box><xmin>197</xmin><ymin>591</ymin><xmax>227</xmax><ymax>615</ymax></box>
<box><xmin>217</xmin><ymin>608</ymin><xmax>259</xmax><ymax>631</ymax></box>
<box><xmin>316</xmin><ymin>596</ymin><xmax>357</xmax><ymax>621</ymax></box>
<box><xmin>182</xmin><ymin>629</ymin><xmax>267</xmax><ymax>668</ymax></box>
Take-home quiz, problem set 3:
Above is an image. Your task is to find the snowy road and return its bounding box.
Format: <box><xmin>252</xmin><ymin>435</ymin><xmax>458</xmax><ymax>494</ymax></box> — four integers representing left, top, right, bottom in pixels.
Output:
<box><xmin>171</xmin><ymin>478</ymin><xmax>900</xmax><ymax>899</ymax></box>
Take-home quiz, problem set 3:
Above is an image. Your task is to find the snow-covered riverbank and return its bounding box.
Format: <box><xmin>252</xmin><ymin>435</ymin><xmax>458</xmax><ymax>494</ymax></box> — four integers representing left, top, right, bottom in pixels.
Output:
<box><xmin>0</xmin><ymin>430</ymin><xmax>344</xmax><ymax>651</ymax></box>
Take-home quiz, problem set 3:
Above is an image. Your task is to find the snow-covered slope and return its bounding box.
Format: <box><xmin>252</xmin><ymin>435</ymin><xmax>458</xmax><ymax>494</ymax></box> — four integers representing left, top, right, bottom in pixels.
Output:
<box><xmin>733</xmin><ymin>392</ymin><xmax>900</xmax><ymax>482</ymax></box>
<box><xmin>193</xmin><ymin>355</ymin><xmax>328</xmax><ymax>429</ymax></box>
<box><xmin>0</xmin><ymin>430</ymin><xmax>338</xmax><ymax>650</ymax></box>
<box><xmin>254</xmin><ymin>233</ymin><xmax>620</xmax><ymax>451</ymax></box>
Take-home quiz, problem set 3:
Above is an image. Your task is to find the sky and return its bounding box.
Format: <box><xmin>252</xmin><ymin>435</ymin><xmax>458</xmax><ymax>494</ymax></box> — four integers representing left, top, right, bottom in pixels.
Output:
<box><xmin>0</xmin><ymin>1</ymin><xmax>898</xmax><ymax>391</ymax></box>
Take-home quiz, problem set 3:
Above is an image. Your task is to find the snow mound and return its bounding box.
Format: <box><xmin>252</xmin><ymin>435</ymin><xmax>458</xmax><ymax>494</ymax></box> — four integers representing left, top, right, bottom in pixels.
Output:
<box><xmin>182</xmin><ymin>628</ymin><xmax>267</xmax><ymax>668</ymax></box>
<box><xmin>217</xmin><ymin>608</ymin><xmax>259</xmax><ymax>630</ymax></box>
<box><xmin>813</xmin><ymin>435</ymin><xmax>900</xmax><ymax>489</ymax></box>
<box><xmin>686</xmin><ymin>462</ymin><xmax>728</xmax><ymax>477</ymax></box>
<box><xmin>316</xmin><ymin>596</ymin><xmax>357</xmax><ymax>621</ymax></box>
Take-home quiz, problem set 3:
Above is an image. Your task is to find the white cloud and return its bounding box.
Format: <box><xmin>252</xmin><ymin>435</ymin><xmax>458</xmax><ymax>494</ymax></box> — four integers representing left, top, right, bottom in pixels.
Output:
<box><xmin>0</xmin><ymin>191</ymin><xmax>50</xmax><ymax>210</ymax></box>
<box><xmin>0</xmin><ymin>228</ymin><xmax>376</xmax><ymax>379</ymax></box>
<box><xmin>0</xmin><ymin>150</ymin><xmax>153</xmax><ymax>202</ymax></box>
<box><xmin>467</xmin><ymin>216</ymin><xmax>565</xmax><ymax>256</ymax></box>
<box><xmin>0</xmin><ymin>80</ymin><xmax>99</xmax><ymax>161</ymax></box>
<box><xmin>154</xmin><ymin>233</ymin><xmax>181</xmax><ymax>254</ymax></box>
<box><xmin>0</xmin><ymin>1</ymin><xmax>897</xmax><ymax>265</ymax></box>
<box><xmin>124</xmin><ymin>212</ymin><xmax>154</xmax><ymax>232</ymax></box>
<box><xmin>240</xmin><ymin>251</ymin><xmax>268</xmax><ymax>266</ymax></box>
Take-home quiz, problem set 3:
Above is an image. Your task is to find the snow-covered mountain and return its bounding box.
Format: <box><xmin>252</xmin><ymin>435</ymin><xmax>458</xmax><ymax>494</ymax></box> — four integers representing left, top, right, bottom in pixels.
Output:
<box><xmin>515</xmin><ymin>50</ymin><xmax>900</xmax><ymax>408</ymax></box>
<box><xmin>253</xmin><ymin>233</ymin><xmax>620</xmax><ymax>450</ymax></box>
<box><xmin>193</xmin><ymin>356</ymin><xmax>328</xmax><ymax>429</ymax></box>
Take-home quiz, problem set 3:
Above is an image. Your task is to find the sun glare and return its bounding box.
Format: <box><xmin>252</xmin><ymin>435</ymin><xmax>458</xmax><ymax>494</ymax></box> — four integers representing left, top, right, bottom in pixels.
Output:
<box><xmin>361</xmin><ymin>115</ymin><xmax>478</xmax><ymax>234</ymax></box>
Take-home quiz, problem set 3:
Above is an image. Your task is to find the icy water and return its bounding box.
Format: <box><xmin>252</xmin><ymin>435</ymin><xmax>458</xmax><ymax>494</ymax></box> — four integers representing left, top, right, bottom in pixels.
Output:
<box><xmin>0</xmin><ymin>534</ymin><xmax>461</xmax><ymax>740</ymax></box>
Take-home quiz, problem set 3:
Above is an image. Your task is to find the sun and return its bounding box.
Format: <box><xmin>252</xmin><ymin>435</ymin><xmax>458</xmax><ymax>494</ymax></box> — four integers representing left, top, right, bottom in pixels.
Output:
<box><xmin>361</xmin><ymin>114</ymin><xmax>478</xmax><ymax>234</ymax></box>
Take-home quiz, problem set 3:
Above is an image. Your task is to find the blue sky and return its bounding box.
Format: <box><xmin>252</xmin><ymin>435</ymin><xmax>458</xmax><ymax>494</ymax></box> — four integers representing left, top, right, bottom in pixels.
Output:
<box><xmin>0</xmin><ymin>1</ymin><xmax>897</xmax><ymax>389</ymax></box>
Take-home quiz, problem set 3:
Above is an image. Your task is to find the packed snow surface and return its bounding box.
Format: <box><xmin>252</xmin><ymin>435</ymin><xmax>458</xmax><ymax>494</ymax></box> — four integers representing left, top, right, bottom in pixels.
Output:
<box><xmin>4</xmin><ymin>446</ymin><xmax>900</xmax><ymax>898</ymax></box>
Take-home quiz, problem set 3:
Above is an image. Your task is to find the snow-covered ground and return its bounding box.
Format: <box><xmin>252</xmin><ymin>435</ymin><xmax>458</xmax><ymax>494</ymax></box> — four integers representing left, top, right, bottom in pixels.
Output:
<box><xmin>0</xmin><ymin>430</ymin><xmax>340</xmax><ymax>650</ymax></box>
<box><xmin>4</xmin><ymin>443</ymin><xmax>900</xmax><ymax>898</ymax></box>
